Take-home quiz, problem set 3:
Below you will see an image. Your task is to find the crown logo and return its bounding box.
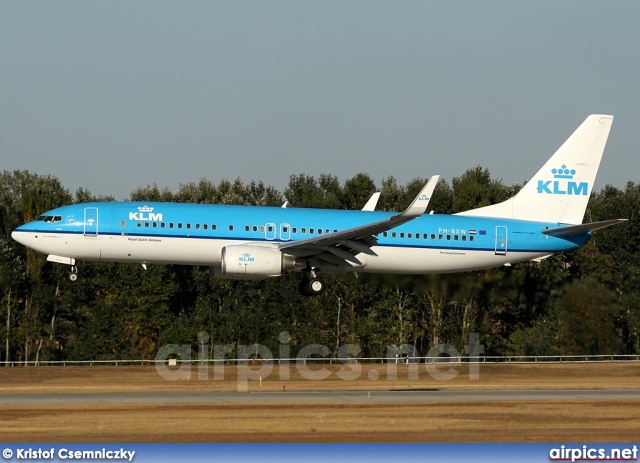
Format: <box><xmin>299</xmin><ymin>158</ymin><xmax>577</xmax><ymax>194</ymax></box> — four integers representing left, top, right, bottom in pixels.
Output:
<box><xmin>138</xmin><ymin>206</ymin><xmax>154</xmax><ymax>213</ymax></box>
<box><xmin>551</xmin><ymin>165</ymin><xmax>576</xmax><ymax>179</ymax></box>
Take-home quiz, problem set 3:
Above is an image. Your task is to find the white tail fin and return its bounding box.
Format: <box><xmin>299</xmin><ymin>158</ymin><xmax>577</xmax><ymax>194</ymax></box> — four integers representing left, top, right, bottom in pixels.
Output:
<box><xmin>457</xmin><ymin>115</ymin><xmax>613</xmax><ymax>224</ymax></box>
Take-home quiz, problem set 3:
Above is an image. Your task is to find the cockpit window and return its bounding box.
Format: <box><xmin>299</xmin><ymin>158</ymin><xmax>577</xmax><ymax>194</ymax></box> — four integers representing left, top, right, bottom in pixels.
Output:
<box><xmin>37</xmin><ymin>215</ymin><xmax>62</xmax><ymax>223</ymax></box>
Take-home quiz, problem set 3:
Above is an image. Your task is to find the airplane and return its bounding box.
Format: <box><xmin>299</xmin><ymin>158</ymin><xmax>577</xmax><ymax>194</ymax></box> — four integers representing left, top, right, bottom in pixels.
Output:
<box><xmin>11</xmin><ymin>114</ymin><xmax>626</xmax><ymax>296</ymax></box>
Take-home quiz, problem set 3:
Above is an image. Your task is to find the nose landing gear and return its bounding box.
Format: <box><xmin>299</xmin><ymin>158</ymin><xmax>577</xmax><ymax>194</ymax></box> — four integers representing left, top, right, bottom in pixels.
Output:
<box><xmin>69</xmin><ymin>266</ymin><xmax>78</xmax><ymax>282</ymax></box>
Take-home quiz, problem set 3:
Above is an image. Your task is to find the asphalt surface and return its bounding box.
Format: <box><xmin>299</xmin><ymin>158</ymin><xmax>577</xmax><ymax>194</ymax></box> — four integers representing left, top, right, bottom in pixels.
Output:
<box><xmin>1</xmin><ymin>389</ymin><xmax>639</xmax><ymax>405</ymax></box>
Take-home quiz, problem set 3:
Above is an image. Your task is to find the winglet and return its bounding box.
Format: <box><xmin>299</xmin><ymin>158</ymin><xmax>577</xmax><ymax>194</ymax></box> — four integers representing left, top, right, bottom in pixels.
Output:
<box><xmin>402</xmin><ymin>175</ymin><xmax>439</xmax><ymax>218</ymax></box>
<box><xmin>361</xmin><ymin>192</ymin><xmax>381</xmax><ymax>211</ymax></box>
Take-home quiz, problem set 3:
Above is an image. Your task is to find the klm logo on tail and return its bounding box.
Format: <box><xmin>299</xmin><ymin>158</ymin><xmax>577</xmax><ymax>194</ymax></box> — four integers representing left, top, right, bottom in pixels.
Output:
<box><xmin>537</xmin><ymin>165</ymin><xmax>588</xmax><ymax>196</ymax></box>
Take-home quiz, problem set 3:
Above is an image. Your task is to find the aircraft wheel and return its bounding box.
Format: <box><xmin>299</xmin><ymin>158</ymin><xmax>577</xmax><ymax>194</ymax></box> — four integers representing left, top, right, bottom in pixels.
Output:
<box><xmin>69</xmin><ymin>272</ymin><xmax>78</xmax><ymax>282</ymax></box>
<box><xmin>298</xmin><ymin>277</ymin><xmax>325</xmax><ymax>296</ymax></box>
<box><xmin>302</xmin><ymin>278</ymin><xmax>325</xmax><ymax>296</ymax></box>
<box><xmin>308</xmin><ymin>278</ymin><xmax>325</xmax><ymax>295</ymax></box>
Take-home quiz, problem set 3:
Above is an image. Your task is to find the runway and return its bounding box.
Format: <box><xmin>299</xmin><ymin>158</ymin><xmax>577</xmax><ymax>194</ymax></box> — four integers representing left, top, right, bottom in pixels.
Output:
<box><xmin>1</xmin><ymin>389</ymin><xmax>639</xmax><ymax>405</ymax></box>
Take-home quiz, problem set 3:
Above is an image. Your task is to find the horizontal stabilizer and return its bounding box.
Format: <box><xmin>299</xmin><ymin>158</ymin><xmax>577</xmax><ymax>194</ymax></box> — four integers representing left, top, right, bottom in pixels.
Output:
<box><xmin>541</xmin><ymin>219</ymin><xmax>627</xmax><ymax>238</ymax></box>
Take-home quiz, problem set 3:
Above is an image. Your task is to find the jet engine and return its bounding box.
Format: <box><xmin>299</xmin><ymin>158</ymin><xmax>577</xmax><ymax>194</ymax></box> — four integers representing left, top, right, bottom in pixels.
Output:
<box><xmin>220</xmin><ymin>245</ymin><xmax>298</xmax><ymax>276</ymax></box>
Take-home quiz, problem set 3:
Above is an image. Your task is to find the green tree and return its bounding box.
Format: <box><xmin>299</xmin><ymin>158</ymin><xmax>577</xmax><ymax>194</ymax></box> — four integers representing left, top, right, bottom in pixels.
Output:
<box><xmin>555</xmin><ymin>278</ymin><xmax>622</xmax><ymax>355</ymax></box>
<box><xmin>285</xmin><ymin>174</ymin><xmax>341</xmax><ymax>209</ymax></box>
<box><xmin>340</xmin><ymin>173</ymin><xmax>377</xmax><ymax>210</ymax></box>
<box><xmin>451</xmin><ymin>166</ymin><xmax>509</xmax><ymax>213</ymax></box>
<box><xmin>0</xmin><ymin>171</ymin><xmax>72</xmax><ymax>363</ymax></box>
<box><xmin>130</xmin><ymin>184</ymin><xmax>174</xmax><ymax>202</ymax></box>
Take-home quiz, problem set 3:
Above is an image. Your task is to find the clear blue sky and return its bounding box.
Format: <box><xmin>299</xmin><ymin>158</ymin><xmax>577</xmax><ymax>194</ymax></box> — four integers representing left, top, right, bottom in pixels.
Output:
<box><xmin>2</xmin><ymin>1</ymin><xmax>638</xmax><ymax>199</ymax></box>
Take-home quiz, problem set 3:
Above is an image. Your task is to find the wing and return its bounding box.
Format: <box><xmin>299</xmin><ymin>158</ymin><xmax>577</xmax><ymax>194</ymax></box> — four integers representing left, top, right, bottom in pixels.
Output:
<box><xmin>277</xmin><ymin>175</ymin><xmax>440</xmax><ymax>268</ymax></box>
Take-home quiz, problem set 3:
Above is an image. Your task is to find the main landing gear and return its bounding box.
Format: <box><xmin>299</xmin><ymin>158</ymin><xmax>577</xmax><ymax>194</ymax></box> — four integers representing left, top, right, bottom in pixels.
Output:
<box><xmin>69</xmin><ymin>266</ymin><xmax>78</xmax><ymax>282</ymax></box>
<box><xmin>298</xmin><ymin>271</ymin><xmax>326</xmax><ymax>297</ymax></box>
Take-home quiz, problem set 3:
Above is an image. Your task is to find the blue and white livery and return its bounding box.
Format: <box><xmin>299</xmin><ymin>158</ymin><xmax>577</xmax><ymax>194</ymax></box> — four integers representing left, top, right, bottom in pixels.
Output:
<box><xmin>12</xmin><ymin>115</ymin><xmax>625</xmax><ymax>295</ymax></box>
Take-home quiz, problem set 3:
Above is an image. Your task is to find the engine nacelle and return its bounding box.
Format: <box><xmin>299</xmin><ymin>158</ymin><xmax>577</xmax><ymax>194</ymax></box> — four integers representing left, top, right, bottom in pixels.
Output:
<box><xmin>221</xmin><ymin>245</ymin><xmax>297</xmax><ymax>276</ymax></box>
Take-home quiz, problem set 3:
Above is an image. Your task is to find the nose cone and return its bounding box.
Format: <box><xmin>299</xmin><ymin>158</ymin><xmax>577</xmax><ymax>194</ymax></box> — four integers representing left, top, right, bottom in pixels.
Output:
<box><xmin>11</xmin><ymin>229</ymin><xmax>31</xmax><ymax>248</ymax></box>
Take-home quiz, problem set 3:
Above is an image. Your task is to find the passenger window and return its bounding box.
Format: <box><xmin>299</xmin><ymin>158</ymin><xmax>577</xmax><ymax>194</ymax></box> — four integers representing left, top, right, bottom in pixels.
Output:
<box><xmin>196</xmin><ymin>224</ymin><xmax>200</xmax><ymax>230</ymax></box>
<box><xmin>203</xmin><ymin>224</ymin><xmax>208</xmax><ymax>230</ymax></box>
<box><xmin>446</xmin><ymin>234</ymin><xmax>450</xmax><ymax>240</ymax></box>
<box><xmin>317</xmin><ymin>229</ymin><xmax>322</xmax><ymax>234</ymax></box>
<box><xmin>212</xmin><ymin>224</ymin><xmax>217</xmax><ymax>230</ymax></box>
<box><xmin>268</xmin><ymin>225</ymin><xmax>273</xmax><ymax>232</ymax></box>
<box><xmin>152</xmin><ymin>222</ymin><xmax>157</xmax><ymax>228</ymax></box>
<box><xmin>283</xmin><ymin>227</ymin><xmax>288</xmax><ymax>233</ymax></box>
<box><xmin>137</xmin><ymin>222</ymin><xmax>141</xmax><ymax>227</ymax></box>
<box><xmin>170</xmin><ymin>223</ymin><xmax>174</xmax><ymax>229</ymax></box>
<box><xmin>454</xmin><ymin>235</ymin><xmax>458</xmax><ymax>240</ymax></box>
<box><xmin>462</xmin><ymin>235</ymin><xmax>466</xmax><ymax>241</ymax></box>
<box><xmin>392</xmin><ymin>232</ymin><xmax>397</xmax><ymax>238</ymax></box>
<box><xmin>161</xmin><ymin>223</ymin><xmax>166</xmax><ymax>228</ymax></box>
<box><xmin>431</xmin><ymin>234</ymin><xmax>436</xmax><ymax>240</ymax></box>
<box><xmin>178</xmin><ymin>223</ymin><xmax>182</xmax><ymax>229</ymax></box>
<box><xmin>423</xmin><ymin>233</ymin><xmax>428</xmax><ymax>239</ymax></box>
<box><xmin>253</xmin><ymin>226</ymin><xmax>258</xmax><ymax>232</ymax></box>
<box><xmin>260</xmin><ymin>226</ymin><xmax>265</xmax><ymax>232</ymax></box>
<box><xmin>470</xmin><ymin>236</ymin><xmax>474</xmax><ymax>242</ymax></box>
<box><xmin>121</xmin><ymin>220</ymin><xmax>126</xmax><ymax>227</ymax></box>
<box><xmin>186</xmin><ymin>223</ymin><xmax>191</xmax><ymax>229</ymax></box>
<box><xmin>292</xmin><ymin>227</ymin><xmax>297</xmax><ymax>233</ymax></box>
<box><xmin>310</xmin><ymin>228</ymin><xmax>314</xmax><ymax>234</ymax></box>
<box><xmin>400</xmin><ymin>233</ymin><xmax>405</xmax><ymax>238</ymax></box>
<box><xmin>438</xmin><ymin>234</ymin><xmax>443</xmax><ymax>240</ymax></box>
<box><xmin>245</xmin><ymin>226</ymin><xmax>250</xmax><ymax>232</ymax></box>
<box><xmin>229</xmin><ymin>225</ymin><xmax>234</xmax><ymax>231</ymax></box>
<box><xmin>301</xmin><ymin>228</ymin><xmax>306</xmax><ymax>234</ymax></box>
<box><xmin>145</xmin><ymin>222</ymin><xmax>150</xmax><ymax>228</ymax></box>
<box><xmin>408</xmin><ymin>233</ymin><xmax>412</xmax><ymax>238</ymax></box>
<box><xmin>383</xmin><ymin>232</ymin><xmax>388</xmax><ymax>237</ymax></box>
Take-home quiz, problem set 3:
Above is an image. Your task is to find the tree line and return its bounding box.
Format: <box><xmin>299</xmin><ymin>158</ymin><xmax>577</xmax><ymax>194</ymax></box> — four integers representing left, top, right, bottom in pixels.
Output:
<box><xmin>1</xmin><ymin>169</ymin><xmax>639</xmax><ymax>363</ymax></box>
